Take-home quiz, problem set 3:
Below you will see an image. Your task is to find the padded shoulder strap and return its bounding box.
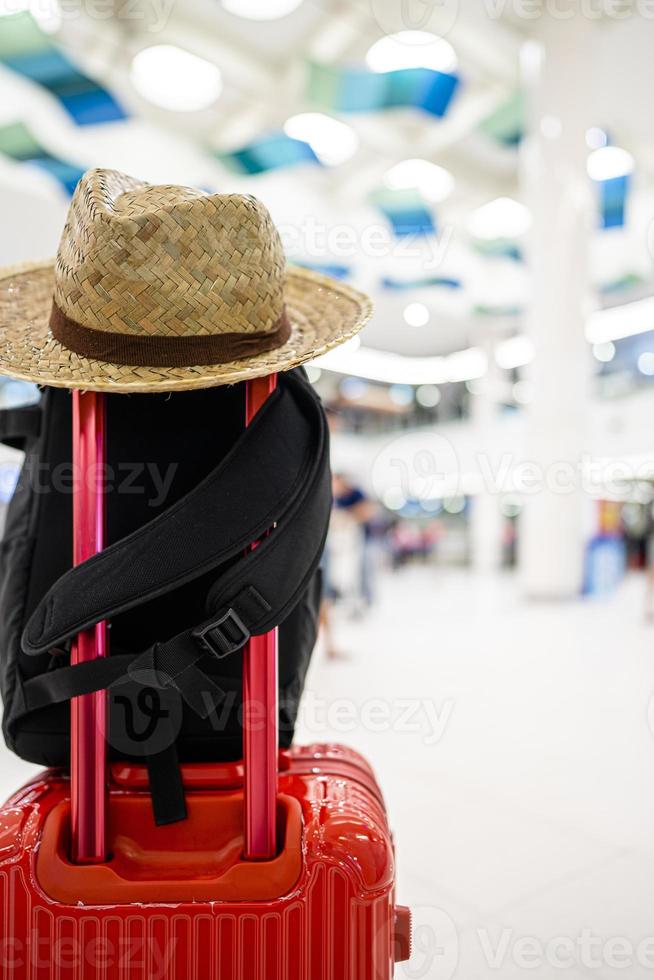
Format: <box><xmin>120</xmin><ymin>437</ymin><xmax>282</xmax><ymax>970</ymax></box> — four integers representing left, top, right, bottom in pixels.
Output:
<box><xmin>22</xmin><ymin>371</ymin><xmax>330</xmax><ymax>657</ymax></box>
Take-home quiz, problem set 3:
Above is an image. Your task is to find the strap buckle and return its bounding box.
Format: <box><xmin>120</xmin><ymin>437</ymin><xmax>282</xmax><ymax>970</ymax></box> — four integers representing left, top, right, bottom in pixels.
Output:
<box><xmin>192</xmin><ymin>608</ymin><xmax>251</xmax><ymax>660</ymax></box>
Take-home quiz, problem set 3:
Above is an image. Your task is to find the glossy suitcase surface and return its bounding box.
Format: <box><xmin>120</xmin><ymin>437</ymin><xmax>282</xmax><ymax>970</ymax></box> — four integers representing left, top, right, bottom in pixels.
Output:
<box><xmin>0</xmin><ymin>379</ymin><xmax>410</xmax><ymax>979</ymax></box>
<box><xmin>0</xmin><ymin>745</ymin><xmax>408</xmax><ymax>980</ymax></box>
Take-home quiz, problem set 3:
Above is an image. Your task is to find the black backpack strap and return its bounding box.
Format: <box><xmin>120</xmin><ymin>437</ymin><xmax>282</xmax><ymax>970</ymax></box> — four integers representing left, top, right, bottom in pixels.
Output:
<box><xmin>22</xmin><ymin>371</ymin><xmax>329</xmax><ymax>656</ymax></box>
<box><xmin>0</xmin><ymin>403</ymin><xmax>41</xmax><ymax>450</ymax></box>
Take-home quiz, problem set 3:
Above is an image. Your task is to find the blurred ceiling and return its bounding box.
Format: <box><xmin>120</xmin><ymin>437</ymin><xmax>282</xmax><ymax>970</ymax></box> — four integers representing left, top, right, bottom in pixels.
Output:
<box><xmin>1</xmin><ymin>0</ymin><xmax>654</xmax><ymax>368</ymax></box>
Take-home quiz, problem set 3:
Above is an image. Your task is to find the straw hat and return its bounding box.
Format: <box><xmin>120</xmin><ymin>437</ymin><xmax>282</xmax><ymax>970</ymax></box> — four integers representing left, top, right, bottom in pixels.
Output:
<box><xmin>0</xmin><ymin>169</ymin><xmax>372</xmax><ymax>393</ymax></box>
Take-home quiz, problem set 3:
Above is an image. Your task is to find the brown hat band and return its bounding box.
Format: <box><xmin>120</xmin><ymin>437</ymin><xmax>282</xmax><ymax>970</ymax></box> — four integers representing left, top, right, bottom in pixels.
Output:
<box><xmin>49</xmin><ymin>301</ymin><xmax>292</xmax><ymax>368</ymax></box>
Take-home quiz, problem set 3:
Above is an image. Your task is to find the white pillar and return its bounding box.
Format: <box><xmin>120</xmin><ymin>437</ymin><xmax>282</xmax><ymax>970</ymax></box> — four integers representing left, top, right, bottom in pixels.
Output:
<box><xmin>519</xmin><ymin>16</ymin><xmax>596</xmax><ymax>599</ymax></box>
<box><xmin>470</xmin><ymin>342</ymin><xmax>504</xmax><ymax>574</ymax></box>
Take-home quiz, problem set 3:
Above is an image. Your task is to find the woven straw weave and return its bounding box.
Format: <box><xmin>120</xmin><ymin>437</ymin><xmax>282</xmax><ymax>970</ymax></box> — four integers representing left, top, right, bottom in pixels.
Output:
<box><xmin>55</xmin><ymin>169</ymin><xmax>286</xmax><ymax>339</ymax></box>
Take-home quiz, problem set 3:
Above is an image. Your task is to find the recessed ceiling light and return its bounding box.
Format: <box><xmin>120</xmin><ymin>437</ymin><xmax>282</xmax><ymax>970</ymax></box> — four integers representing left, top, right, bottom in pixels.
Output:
<box><xmin>587</xmin><ymin>145</ymin><xmax>634</xmax><ymax>181</ymax></box>
<box><xmin>468</xmin><ymin>197</ymin><xmax>531</xmax><ymax>241</ymax></box>
<box><xmin>500</xmin><ymin>495</ymin><xmax>522</xmax><ymax>518</ymax></box>
<box><xmin>221</xmin><ymin>0</ymin><xmax>304</xmax><ymax>19</ymax></box>
<box><xmin>382</xmin><ymin>487</ymin><xmax>407</xmax><ymax>511</ymax></box>
<box><xmin>638</xmin><ymin>352</ymin><xmax>654</xmax><ymax>376</ymax></box>
<box><xmin>540</xmin><ymin>115</ymin><xmax>562</xmax><ymax>140</ymax></box>
<box><xmin>283</xmin><ymin>113</ymin><xmax>358</xmax><ymax>166</ymax></box>
<box><xmin>592</xmin><ymin>341</ymin><xmax>615</xmax><ymax>363</ymax></box>
<box><xmin>403</xmin><ymin>302</ymin><xmax>430</xmax><ymax>327</ymax></box>
<box><xmin>389</xmin><ymin>384</ymin><xmax>414</xmax><ymax>406</ymax></box>
<box><xmin>340</xmin><ymin>376</ymin><xmax>368</xmax><ymax>400</ymax></box>
<box><xmin>130</xmin><ymin>45</ymin><xmax>222</xmax><ymax>112</ymax></box>
<box><xmin>416</xmin><ymin>384</ymin><xmax>441</xmax><ymax>407</ymax></box>
<box><xmin>366</xmin><ymin>31</ymin><xmax>458</xmax><ymax>74</ymax></box>
<box><xmin>443</xmin><ymin>496</ymin><xmax>465</xmax><ymax>514</ymax></box>
<box><xmin>384</xmin><ymin>158</ymin><xmax>454</xmax><ymax>203</ymax></box>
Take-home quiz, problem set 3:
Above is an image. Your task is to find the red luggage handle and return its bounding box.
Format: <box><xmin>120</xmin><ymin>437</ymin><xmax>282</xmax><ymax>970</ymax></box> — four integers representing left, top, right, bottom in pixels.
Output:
<box><xmin>243</xmin><ymin>375</ymin><xmax>279</xmax><ymax>860</ymax></box>
<box><xmin>70</xmin><ymin>377</ymin><xmax>279</xmax><ymax>865</ymax></box>
<box><xmin>71</xmin><ymin>390</ymin><xmax>108</xmax><ymax>864</ymax></box>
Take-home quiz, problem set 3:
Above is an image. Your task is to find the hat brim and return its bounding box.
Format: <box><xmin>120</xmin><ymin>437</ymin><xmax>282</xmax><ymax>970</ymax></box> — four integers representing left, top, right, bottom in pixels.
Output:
<box><xmin>0</xmin><ymin>261</ymin><xmax>372</xmax><ymax>394</ymax></box>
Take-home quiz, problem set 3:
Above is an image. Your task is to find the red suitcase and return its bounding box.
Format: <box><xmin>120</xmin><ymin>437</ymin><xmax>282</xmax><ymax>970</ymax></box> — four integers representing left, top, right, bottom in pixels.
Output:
<box><xmin>0</xmin><ymin>378</ymin><xmax>411</xmax><ymax>980</ymax></box>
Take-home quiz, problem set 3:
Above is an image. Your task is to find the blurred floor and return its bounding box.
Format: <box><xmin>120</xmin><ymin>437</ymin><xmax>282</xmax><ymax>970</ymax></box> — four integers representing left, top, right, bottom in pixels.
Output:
<box><xmin>2</xmin><ymin>569</ymin><xmax>654</xmax><ymax>977</ymax></box>
<box><xmin>299</xmin><ymin>568</ymin><xmax>654</xmax><ymax>979</ymax></box>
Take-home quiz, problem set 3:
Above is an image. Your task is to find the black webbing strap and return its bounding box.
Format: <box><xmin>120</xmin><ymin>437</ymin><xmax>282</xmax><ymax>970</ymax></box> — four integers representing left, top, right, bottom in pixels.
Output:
<box><xmin>0</xmin><ymin>403</ymin><xmax>41</xmax><ymax>450</ymax></box>
<box><xmin>146</xmin><ymin>742</ymin><xmax>187</xmax><ymax>826</ymax></box>
<box><xmin>21</xmin><ymin>649</ymin><xmax>226</xmax><ymax>718</ymax></box>
<box><xmin>23</xmin><ymin>655</ymin><xmax>136</xmax><ymax>711</ymax></box>
<box><xmin>22</xmin><ymin>371</ymin><xmax>329</xmax><ymax>656</ymax></box>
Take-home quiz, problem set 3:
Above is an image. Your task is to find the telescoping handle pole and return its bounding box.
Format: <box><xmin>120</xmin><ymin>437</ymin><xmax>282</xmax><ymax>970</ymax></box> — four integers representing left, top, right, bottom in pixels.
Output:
<box><xmin>71</xmin><ymin>390</ymin><xmax>108</xmax><ymax>864</ymax></box>
<box><xmin>243</xmin><ymin>374</ymin><xmax>279</xmax><ymax>860</ymax></box>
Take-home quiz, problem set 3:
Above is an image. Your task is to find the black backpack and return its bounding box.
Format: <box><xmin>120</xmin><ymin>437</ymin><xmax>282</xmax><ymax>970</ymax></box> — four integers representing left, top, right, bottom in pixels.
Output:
<box><xmin>0</xmin><ymin>367</ymin><xmax>330</xmax><ymax>824</ymax></box>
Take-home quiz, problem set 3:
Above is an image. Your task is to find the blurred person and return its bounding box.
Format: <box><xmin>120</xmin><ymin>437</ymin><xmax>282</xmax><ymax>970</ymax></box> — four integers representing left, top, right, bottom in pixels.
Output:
<box><xmin>332</xmin><ymin>473</ymin><xmax>377</xmax><ymax>610</ymax></box>
<box><xmin>318</xmin><ymin>496</ymin><xmax>363</xmax><ymax>660</ymax></box>
<box><xmin>319</xmin><ymin>527</ymin><xmax>355</xmax><ymax>661</ymax></box>
<box><xmin>645</xmin><ymin>525</ymin><xmax>654</xmax><ymax>622</ymax></box>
